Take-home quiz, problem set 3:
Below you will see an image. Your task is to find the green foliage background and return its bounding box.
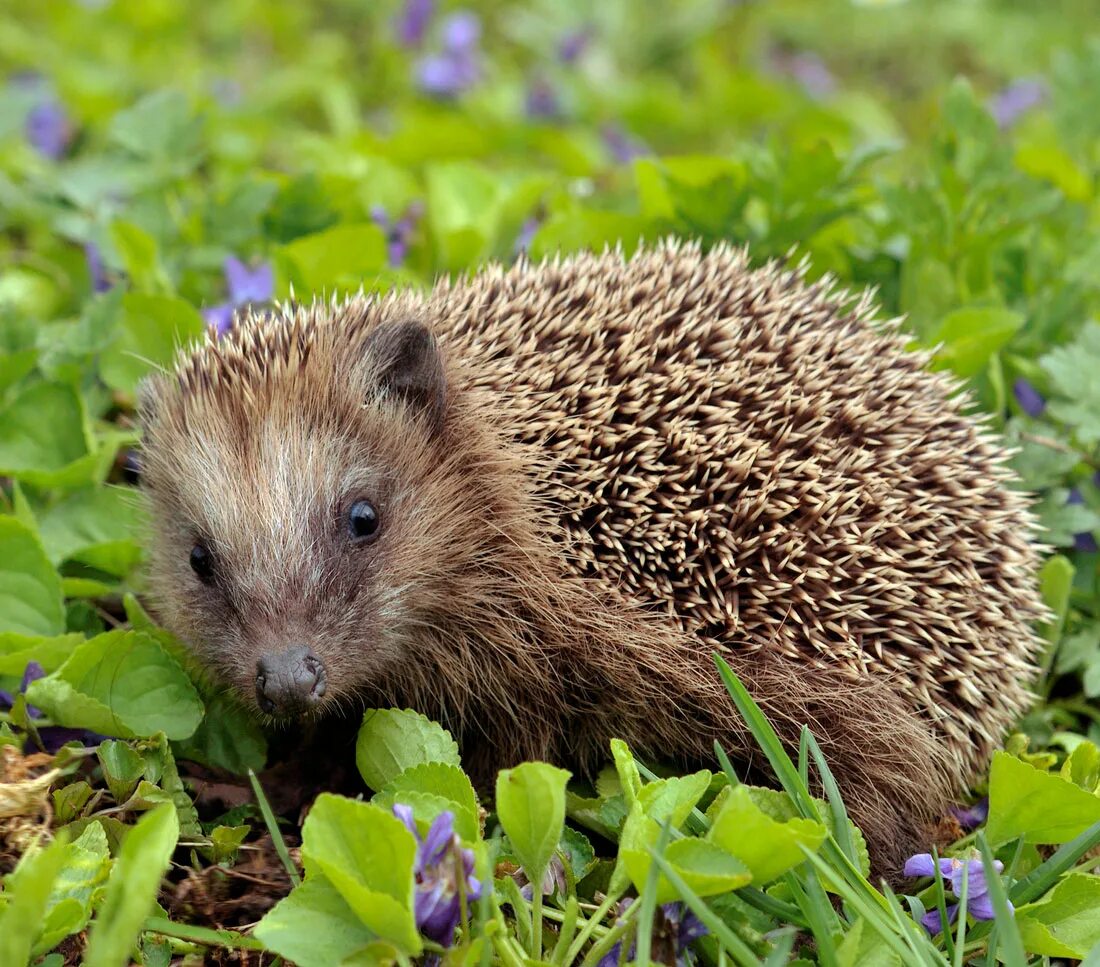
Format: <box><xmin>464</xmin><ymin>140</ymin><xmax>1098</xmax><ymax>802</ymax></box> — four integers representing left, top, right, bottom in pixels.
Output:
<box><xmin>3</xmin><ymin>0</ymin><xmax>1100</xmax><ymax>964</ymax></box>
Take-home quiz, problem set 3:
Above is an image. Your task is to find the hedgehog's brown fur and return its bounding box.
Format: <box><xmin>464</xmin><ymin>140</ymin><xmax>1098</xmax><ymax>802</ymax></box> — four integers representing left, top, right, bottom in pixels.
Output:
<box><xmin>139</xmin><ymin>240</ymin><xmax>1045</xmax><ymax>876</ymax></box>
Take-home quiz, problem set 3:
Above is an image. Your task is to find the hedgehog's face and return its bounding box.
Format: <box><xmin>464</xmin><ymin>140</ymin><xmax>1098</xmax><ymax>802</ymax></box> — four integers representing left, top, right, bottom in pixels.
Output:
<box><xmin>138</xmin><ymin>317</ymin><xmax>468</xmax><ymax>721</ymax></box>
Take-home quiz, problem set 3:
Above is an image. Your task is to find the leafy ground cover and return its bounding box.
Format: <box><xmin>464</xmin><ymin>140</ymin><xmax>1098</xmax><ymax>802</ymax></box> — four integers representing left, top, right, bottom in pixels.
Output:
<box><xmin>2</xmin><ymin>0</ymin><xmax>1100</xmax><ymax>963</ymax></box>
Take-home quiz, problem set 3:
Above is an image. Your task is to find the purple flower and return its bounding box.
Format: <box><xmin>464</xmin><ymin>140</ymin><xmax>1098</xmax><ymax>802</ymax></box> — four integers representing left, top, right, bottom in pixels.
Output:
<box><xmin>393</xmin><ymin>805</ymin><xmax>482</xmax><ymax>947</ymax></box>
<box><xmin>416</xmin><ymin>11</ymin><xmax>482</xmax><ymax>98</ymax></box>
<box><xmin>85</xmin><ymin>242</ymin><xmax>111</xmax><ymax>293</ymax></box>
<box><xmin>597</xmin><ymin>901</ymin><xmax>708</xmax><ymax>967</ymax></box>
<box><xmin>1012</xmin><ymin>377</ymin><xmax>1045</xmax><ymax>417</ymax></box>
<box><xmin>558</xmin><ymin>28</ymin><xmax>591</xmax><ymax>64</ymax></box>
<box><xmin>949</xmin><ymin>797</ymin><xmax>989</xmax><ymax>832</ymax></box>
<box><xmin>25</xmin><ymin>97</ymin><xmax>73</xmax><ymax>160</ymax></box>
<box><xmin>1</xmin><ymin>662</ymin><xmax>103</xmax><ymax>753</ymax></box>
<box><xmin>203</xmin><ymin>256</ymin><xmax>274</xmax><ymax>338</ymax></box>
<box><xmin>526</xmin><ymin>78</ymin><xmax>560</xmax><ymax>119</ymax></box>
<box><xmin>515</xmin><ymin>216</ymin><xmax>541</xmax><ymax>257</ymax></box>
<box><xmin>395</xmin><ymin>0</ymin><xmax>434</xmax><ymax>48</ymax></box>
<box><xmin>904</xmin><ymin>853</ymin><xmax>1012</xmax><ymax>935</ymax></box>
<box><xmin>602</xmin><ymin>123</ymin><xmax>649</xmax><ymax>164</ymax></box>
<box><xmin>1067</xmin><ymin>489</ymin><xmax>1099</xmax><ymax>553</ymax></box>
<box><xmin>370</xmin><ymin>203</ymin><xmax>422</xmax><ymax>267</ymax></box>
<box><xmin>773</xmin><ymin>50</ymin><xmax>836</xmax><ymax>100</ymax></box>
<box><xmin>989</xmin><ymin>79</ymin><xmax>1047</xmax><ymax>129</ymax></box>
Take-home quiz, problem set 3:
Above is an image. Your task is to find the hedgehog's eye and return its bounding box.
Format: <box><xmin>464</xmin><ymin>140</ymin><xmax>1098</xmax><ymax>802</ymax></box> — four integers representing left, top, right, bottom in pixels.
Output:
<box><xmin>190</xmin><ymin>543</ymin><xmax>215</xmax><ymax>584</ymax></box>
<box><xmin>348</xmin><ymin>500</ymin><xmax>381</xmax><ymax>541</ymax></box>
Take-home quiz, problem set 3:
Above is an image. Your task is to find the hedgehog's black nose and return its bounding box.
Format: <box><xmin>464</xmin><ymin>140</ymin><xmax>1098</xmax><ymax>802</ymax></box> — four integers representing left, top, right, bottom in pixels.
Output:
<box><xmin>255</xmin><ymin>644</ymin><xmax>327</xmax><ymax>716</ymax></box>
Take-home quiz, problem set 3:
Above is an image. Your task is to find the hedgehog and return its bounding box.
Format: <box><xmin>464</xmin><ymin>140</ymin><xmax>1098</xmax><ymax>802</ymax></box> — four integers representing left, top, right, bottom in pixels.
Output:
<box><xmin>137</xmin><ymin>240</ymin><xmax>1045</xmax><ymax>875</ymax></box>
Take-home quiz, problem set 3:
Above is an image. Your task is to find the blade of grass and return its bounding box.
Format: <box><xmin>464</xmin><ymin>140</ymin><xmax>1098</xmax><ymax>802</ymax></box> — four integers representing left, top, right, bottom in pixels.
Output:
<box><xmin>976</xmin><ymin>833</ymin><xmax>1025</xmax><ymax>967</ymax></box>
<box><xmin>784</xmin><ymin>872</ymin><xmax>840</xmax><ymax>967</ymax></box>
<box><xmin>712</xmin><ymin>654</ymin><xmax>819</xmax><ymax>820</ymax></box>
<box><xmin>1009</xmin><ymin>816</ymin><xmax>1100</xmax><ymax>904</ymax></box>
<box><xmin>801</xmin><ymin>727</ymin><xmax>857</xmax><ymax>868</ymax></box>
<box><xmin>931</xmin><ymin>847</ymin><xmax>956</xmax><ymax>964</ymax></box>
<box><xmin>951</xmin><ymin>858</ymin><xmax>968</xmax><ymax>967</ymax></box>
<box><xmin>645</xmin><ymin>850</ymin><xmax>764</xmax><ymax>967</ymax></box>
<box><xmin>634</xmin><ymin>821</ymin><xmax>673</xmax><ymax>967</ymax></box>
<box><xmin>712</xmin><ymin>740</ymin><xmax>741</xmax><ymax>789</ymax></box>
<box><xmin>762</xmin><ymin>928</ymin><xmax>797</xmax><ymax>966</ymax></box>
<box><xmin>247</xmin><ymin>769</ymin><xmax>300</xmax><ymax>887</ymax></box>
<box><xmin>143</xmin><ymin>918</ymin><xmax>266</xmax><ymax>951</ymax></box>
<box><xmin>550</xmin><ymin>896</ymin><xmax>580</xmax><ymax>965</ymax></box>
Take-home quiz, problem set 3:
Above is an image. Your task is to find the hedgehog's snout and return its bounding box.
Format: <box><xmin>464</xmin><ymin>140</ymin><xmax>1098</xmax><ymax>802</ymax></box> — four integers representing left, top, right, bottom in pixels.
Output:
<box><xmin>255</xmin><ymin>644</ymin><xmax>327</xmax><ymax>716</ymax></box>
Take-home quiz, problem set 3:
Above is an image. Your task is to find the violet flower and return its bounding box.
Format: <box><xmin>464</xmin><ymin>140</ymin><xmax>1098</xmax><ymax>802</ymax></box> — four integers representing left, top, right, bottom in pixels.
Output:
<box><xmin>393</xmin><ymin>805</ymin><xmax>482</xmax><ymax>947</ymax></box>
<box><xmin>989</xmin><ymin>79</ymin><xmax>1047</xmax><ymax>129</ymax></box>
<box><xmin>370</xmin><ymin>202</ymin><xmax>422</xmax><ymax>267</ymax></box>
<box><xmin>25</xmin><ymin>95</ymin><xmax>73</xmax><ymax>160</ymax></box>
<box><xmin>514</xmin><ymin>216</ymin><xmax>540</xmax><ymax>257</ymax></box>
<box><xmin>202</xmin><ymin>255</ymin><xmax>274</xmax><ymax>338</ymax></box>
<box><xmin>772</xmin><ymin>49</ymin><xmax>836</xmax><ymax>100</ymax></box>
<box><xmin>1067</xmin><ymin>489</ymin><xmax>1099</xmax><ymax>553</ymax></box>
<box><xmin>558</xmin><ymin>28</ymin><xmax>591</xmax><ymax>64</ymax></box>
<box><xmin>526</xmin><ymin>78</ymin><xmax>560</xmax><ymax>120</ymax></box>
<box><xmin>904</xmin><ymin>853</ymin><xmax>1012</xmax><ymax>935</ymax></box>
<box><xmin>597</xmin><ymin>901</ymin><xmax>708</xmax><ymax>967</ymax></box>
<box><xmin>949</xmin><ymin>797</ymin><xmax>989</xmax><ymax>832</ymax></box>
<box><xmin>1012</xmin><ymin>377</ymin><xmax>1045</xmax><ymax>417</ymax></box>
<box><xmin>0</xmin><ymin>662</ymin><xmax>102</xmax><ymax>753</ymax></box>
<box><xmin>602</xmin><ymin>123</ymin><xmax>649</xmax><ymax>164</ymax></box>
<box><xmin>395</xmin><ymin>0</ymin><xmax>434</xmax><ymax>48</ymax></box>
<box><xmin>85</xmin><ymin>242</ymin><xmax>111</xmax><ymax>293</ymax></box>
<box><xmin>416</xmin><ymin>11</ymin><xmax>482</xmax><ymax>98</ymax></box>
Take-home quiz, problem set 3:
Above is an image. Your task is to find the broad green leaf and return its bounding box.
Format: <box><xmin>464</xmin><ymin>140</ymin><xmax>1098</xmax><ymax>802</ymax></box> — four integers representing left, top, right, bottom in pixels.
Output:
<box><xmin>0</xmin><ymin>382</ymin><xmax>90</xmax><ymax>483</ymax></box>
<box><xmin>371</xmin><ymin>788</ymin><xmax>478</xmax><ymax>843</ymax></box>
<box><xmin>36</xmin><ymin>485</ymin><xmax>143</xmax><ymax>575</ymax></box>
<box><xmin>34</xmin><ymin>823</ymin><xmax>112</xmax><ymax>956</ymax></box>
<box><xmin>0</xmin><ymin>517</ymin><xmax>65</xmax><ymax>636</ymax></box>
<box><xmin>83</xmin><ymin>803</ymin><xmax>180</xmax><ymax>967</ymax></box>
<box><xmin>109</xmin><ymin>221</ymin><xmax>166</xmax><ymax>292</ymax></box>
<box><xmin>378</xmin><ymin>761</ymin><xmax>479</xmax><ymax>840</ymax></box>
<box><xmin>0</xmin><ymin>632</ymin><xmax>81</xmax><ymax>675</ymax></box>
<box><xmin>927</xmin><ymin>307</ymin><xmax>1024</xmax><ymax>379</ymax></box>
<box><xmin>0</xmin><ymin>833</ymin><xmax>71</xmax><ymax>966</ymax></box>
<box><xmin>278</xmin><ymin>223</ymin><xmax>387</xmax><ymax>295</ymax></box>
<box><xmin>171</xmin><ymin>689</ymin><xmax>267</xmax><ymax>774</ymax></box>
<box><xmin>637</xmin><ymin>770</ymin><xmax>712</xmax><ymax>829</ymax></box>
<box><xmin>1037</xmin><ymin>554</ymin><xmax>1075</xmax><ymax>645</ymax></box>
<box><xmin>355</xmin><ymin>708</ymin><xmax>460</xmax><ymax>790</ymax></box>
<box><xmin>300</xmin><ymin>793</ymin><xmax>421</xmax><ymax>953</ymax></box>
<box><xmin>987</xmin><ymin>751</ymin><xmax>1100</xmax><ymax>846</ymax></box>
<box><xmin>24</xmin><ymin>630</ymin><xmax>203</xmax><ymax>740</ymax></box>
<box><xmin>496</xmin><ymin>762</ymin><xmax>571</xmax><ymax>881</ymax></box>
<box><xmin>621</xmin><ymin>834</ymin><xmax>752</xmax><ymax>905</ymax></box>
<box><xmin>1016</xmin><ymin>873</ymin><xmax>1100</xmax><ymax>958</ymax></box>
<box><xmin>98</xmin><ymin>739</ymin><xmax>146</xmax><ymax>802</ymax></box>
<box><xmin>255</xmin><ymin>875</ymin><xmax>378</xmax><ymax>967</ymax></box>
<box><xmin>99</xmin><ymin>293</ymin><xmax>206</xmax><ymax>394</ymax></box>
<box><xmin>708</xmin><ymin>784</ymin><xmax>828</xmax><ymax>884</ymax></box>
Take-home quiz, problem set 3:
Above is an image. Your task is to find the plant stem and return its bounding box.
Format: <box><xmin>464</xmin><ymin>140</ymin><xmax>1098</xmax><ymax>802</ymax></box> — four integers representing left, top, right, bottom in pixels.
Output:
<box><xmin>564</xmin><ymin>889</ymin><xmax>624</xmax><ymax>965</ymax></box>
<box><xmin>532</xmin><ymin>882</ymin><xmax>544</xmax><ymax>959</ymax></box>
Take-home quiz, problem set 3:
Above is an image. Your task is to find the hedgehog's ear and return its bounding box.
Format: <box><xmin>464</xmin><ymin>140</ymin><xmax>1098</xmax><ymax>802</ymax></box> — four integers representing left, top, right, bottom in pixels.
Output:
<box><xmin>364</xmin><ymin>320</ymin><xmax>448</xmax><ymax>434</ymax></box>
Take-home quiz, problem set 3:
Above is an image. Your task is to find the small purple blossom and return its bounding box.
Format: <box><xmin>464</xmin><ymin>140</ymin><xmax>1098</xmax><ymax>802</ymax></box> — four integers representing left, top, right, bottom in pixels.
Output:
<box><xmin>202</xmin><ymin>256</ymin><xmax>274</xmax><ymax>338</ymax></box>
<box><xmin>1</xmin><ymin>662</ymin><xmax>102</xmax><ymax>753</ymax></box>
<box><xmin>1067</xmin><ymin>489</ymin><xmax>1099</xmax><ymax>553</ymax></box>
<box><xmin>989</xmin><ymin>79</ymin><xmax>1047</xmax><ymax>129</ymax></box>
<box><xmin>526</xmin><ymin>78</ymin><xmax>560</xmax><ymax>119</ymax></box>
<box><xmin>25</xmin><ymin>96</ymin><xmax>73</xmax><ymax>160</ymax></box>
<box><xmin>1012</xmin><ymin>377</ymin><xmax>1045</xmax><ymax>417</ymax></box>
<box><xmin>371</xmin><ymin>202</ymin><xmax>422</xmax><ymax>267</ymax></box>
<box><xmin>514</xmin><ymin>216</ymin><xmax>541</xmax><ymax>257</ymax></box>
<box><xmin>395</xmin><ymin>0</ymin><xmax>434</xmax><ymax>48</ymax></box>
<box><xmin>772</xmin><ymin>50</ymin><xmax>836</xmax><ymax>100</ymax></box>
<box><xmin>904</xmin><ymin>853</ymin><xmax>1012</xmax><ymax>935</ymax></box>
<box><xmin>602</xmin><ymin>123</ymin><xmax>649</xmax><ymax>164</ymax></box>
<box><xmin>949</xmin><ymin>797</ymin><xmax>989</xmax><ymax>832</ymax></box>
<box><xmin>558</xmin><ymin>28</ymin><xmax>591</xmax><ymax>64</ymax></box>
<box><xmin>85</xmin><ymin>242</ymin><xmax>111</xmax><ymax>293</ymax></box>
<box><xmin>597</xmin><ymin>901</ymin><xmax>708</xmax><ymax>967</ymax></box>
<box><xmin>393</xmin><ymin>805</ymin><xmax>482</xmax><ymax>947</ymax></box>
<box><xmin>416</xmin><ymin>11</ymin><xmax>482</xmax><ymax>98</ymax></box>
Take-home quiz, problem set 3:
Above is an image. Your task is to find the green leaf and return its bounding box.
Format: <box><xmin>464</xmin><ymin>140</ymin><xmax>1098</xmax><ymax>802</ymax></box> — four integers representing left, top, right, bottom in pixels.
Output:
<box><xmin>1037</xmin><ymin>554</ymin><xmax>1075</xmax><ymax>645</ymax></box>
<box><xmin>1016</xmin><ymin>873</ymin><xmax>1100</xmax><ymax>958</ymax></box>
<box><xmin>299</xmin><ymin>793</ymin><xmax>421</xmax><ymax>953</ymax></box>
<box><xmin>108</xmin><ymin>90</ymin><xmax>203</xmax><ymax>169</ymax></box>
<box><xmin>986</xmin><ymin>751</ymin><xmax>1100</xmax><ymax>846</ymax></box>
<box><xmin>98</xmin><ymin>739</ymin><xmax>147</xmax><ymax>802</ymax></box>
<box><xmin>0</xmin><ymin>517</ymin><xmax>65</xmax><ymax>636</ymax></box>
<box><xmin>24</xmin><ymin>630</ymin><xmax>204</xmax><ymax>740</ymax></box>
<box><xmin>277</xmin><ymin>223</ymin><xmax>387</xmax><ymax>295</ymax></box>
<box><xmin>255</xmin><ymin>875</ymin><xmax>379</xmax><ymax>967</ymax></box>
<box><xmin>100</xmin><ymin>293</ymin><xmax>205</xmax><ymax>394</ymax></box>
<box><xmin>622</xmin><ymin>830</ymin><xmax>752</xmax><ymax>904</ymax></box>
<box><xmin>0</xmin><ymin>382</ymin><xmax>91</xmax><ymax>484</ymax></box>
<box><xmin>83</xmin><ymin>803</ymin><xmax>180</xmax><ymax>967</ymax></box>
<box><xmin>0</xmin><ymin>632</ymin><xmax>80</xmax><ymax>675</ymax></box>
<box><xmin>708</xmin><ymin>784</ymin><xmax>828</xmax><ymax>884</ymax></box>
<box><xmin>0</xmin><ymin>833</ymin><xmax>72</xmax><ymax>966</ymax></box>
<box><xmin>1040</xmin><ymin>323</ymin><xmax>1100</xmax><ymax>444</ymax></box>
<box><xmin>109</xmin><ymin>221</ymin><xmax>167</xmax><ymax>292</ymax></box>
<box><xmin>171</xmin><ymin>689</ymin><xmax>267</xmax><ymax>774</ymax></box>
<box><xmin>36</xmin><ymin>485</ymin><xmax>143</xmax><ymax>575</ymax></box>
<box><xmin>496</xmin><ymin>762</ymin><xmax>571</xmax><ymax>881</ymax></box>
<box><xmin>355</xmin><ymin>708</ymin><xmax>461</xmax><ymax>790</ymax></box>
<box><xmin>34</xmin><ymin>823</ymin><xmax>112</xmax><ymax>956</ymax></box>
<box><xmin>377</xmin><ymin>761</ymin><xmax>479</xmax><ymax>841</ymax></box>
<box><xmin>926</xmin><ymin>307</ymin><xmax>1024</xmax><ymax>379</ymax></box>
<box><xmin>636</xmin><ymin>770</ymin><xmax>712</xmax><ymax>829</ymax></box>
